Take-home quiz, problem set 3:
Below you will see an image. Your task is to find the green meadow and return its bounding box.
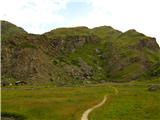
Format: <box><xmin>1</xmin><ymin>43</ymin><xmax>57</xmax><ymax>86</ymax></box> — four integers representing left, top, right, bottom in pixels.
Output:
<box><xmin>1</xmin><ymin>85</ymin><xmax>113</xmax><ymax>120</ymax></box>
<box><xmin>90</xmin><ymin>84</ymin><xmax>160</xmax><ymax>120</ymax></box>
<box><xmin>1</xmin><ymin>79</ymin><xmax>160</xmax><ymax>120</ymax></box>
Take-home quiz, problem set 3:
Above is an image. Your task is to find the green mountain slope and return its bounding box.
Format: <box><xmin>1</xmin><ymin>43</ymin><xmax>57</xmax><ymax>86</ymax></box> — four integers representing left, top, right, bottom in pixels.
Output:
<box><xmin>1</xmin><ymin>20</ymin><xmax>27</xmax><ymax>41</ymax></box>
<box><xmin>1</xmin><ymin>21</ymin><xmax>160</xmax><ymax>85</ymax></box>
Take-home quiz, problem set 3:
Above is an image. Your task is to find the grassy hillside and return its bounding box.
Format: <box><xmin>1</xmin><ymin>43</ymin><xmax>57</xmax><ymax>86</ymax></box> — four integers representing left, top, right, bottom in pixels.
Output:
<box><xmin>1</xmin><ymin>20</ymin><xmax>27</xmax><ymax>41</ymax></box>
<box><xmin>103</xmin><ymin>30</ymin><xmax>160</xmax><ymax>81</ymax></box>
<box><xmin>1</xmin><ymin>21</ymin><xmax>160</xmax><ymax>85</ymax></box>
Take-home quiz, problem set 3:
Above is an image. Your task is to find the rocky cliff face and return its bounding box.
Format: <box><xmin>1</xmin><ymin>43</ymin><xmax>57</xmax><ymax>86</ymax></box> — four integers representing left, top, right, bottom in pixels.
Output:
<box><xmin>1</xmin><ymin>21</ymin><xmax>160</xmax><ymax>85</ymax></box>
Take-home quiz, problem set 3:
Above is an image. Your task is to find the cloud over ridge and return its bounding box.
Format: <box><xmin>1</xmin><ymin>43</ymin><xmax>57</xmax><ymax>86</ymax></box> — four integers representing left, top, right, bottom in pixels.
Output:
<box><xmin>0</xmin><ymin>0</ymin><xmax>160</xmax><ymax>45</ymax></box>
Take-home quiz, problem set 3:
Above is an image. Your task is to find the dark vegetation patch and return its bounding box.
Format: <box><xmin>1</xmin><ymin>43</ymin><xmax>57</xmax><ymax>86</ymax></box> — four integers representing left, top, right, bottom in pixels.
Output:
<box><xmin>1</xmin><ymin>112</ymin><xmax>26</xmax><ymax>120</ymax></box>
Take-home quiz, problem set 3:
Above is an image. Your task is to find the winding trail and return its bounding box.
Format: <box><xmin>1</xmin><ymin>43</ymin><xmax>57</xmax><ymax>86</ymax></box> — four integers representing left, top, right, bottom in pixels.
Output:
<box><xmin>81</xmin><ymin>96</ymin><xmax>107</xmax><ymax>120</ymax></box>
<box><xmin>81</xmin><ymin>86</ymin><xmax>118</xmax><ymax>120</ymax></box>
<box><xmin>112</xmin><ymin>86</ymin><xmax>119</xmax><ymax>95</ymax></box>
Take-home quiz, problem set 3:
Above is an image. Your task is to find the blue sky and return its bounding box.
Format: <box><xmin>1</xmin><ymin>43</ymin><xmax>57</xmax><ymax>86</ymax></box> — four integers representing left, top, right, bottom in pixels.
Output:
<box><xmin>60</xmin><ymin>2</ymin><xmax>92</xmax><ymax>19</ymax></box>
<box><xmin>0</xmin><ymin>0</ymin><xmax>160</xmax><ymax>45</ymax></box>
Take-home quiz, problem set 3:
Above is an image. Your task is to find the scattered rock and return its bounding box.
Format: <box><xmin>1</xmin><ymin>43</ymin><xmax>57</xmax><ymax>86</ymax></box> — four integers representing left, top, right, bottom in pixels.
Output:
<box><xmin>95</xmin><ymin>48</ymin><xmax>101</xmax><ymax>54</ymax></box>
<box><xmin>64</xmin><ymin>58</ymin><xmax>94</xmax><ymax>80</ymax></box>
<box><xmin>148</xmin><ymin>85</ymin><xmax>160</xmax><ymax>92</ymax></box>
<box><xmin>9</xmin><ymin>83</ymin><xmax>13</xmax><ymax>86</ymax></box>
<box><xmin>15</xmin><ymin>81</ymin><xmax>27</xmax><ymax>85</ymax></box>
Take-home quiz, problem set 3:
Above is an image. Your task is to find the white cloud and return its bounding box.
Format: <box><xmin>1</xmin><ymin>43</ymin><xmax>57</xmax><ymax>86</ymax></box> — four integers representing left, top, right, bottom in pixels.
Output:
<box><xmin>0</xmin><ymin>0</ymin><xmax>69</xmax><ymax>33</ymax></box>
<box><xmin>0</xmin><ymin>0</ymin><xmax>160</xmax><ymax>45</ymax></box>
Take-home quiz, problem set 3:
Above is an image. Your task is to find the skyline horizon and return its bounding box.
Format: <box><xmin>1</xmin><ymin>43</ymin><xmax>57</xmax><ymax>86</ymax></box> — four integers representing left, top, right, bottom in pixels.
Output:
<box><xmin>1</xmin><ymin>0</ymin><xmax>160</xmax><ymax>45</ymax></box>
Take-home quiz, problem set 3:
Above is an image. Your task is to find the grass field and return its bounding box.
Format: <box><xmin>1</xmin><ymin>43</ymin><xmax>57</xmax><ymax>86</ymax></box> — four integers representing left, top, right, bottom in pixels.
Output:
<box><xmin>1</xmin><ymin>85</ymin><xmax>113</xmax><ymax>120</ymax></box>
<box><xmin>1</xmin><ymin>79</ymin><xmax>160</xmax><ymax>120</ymax></box>
<box><xmin>90</xmin><ymin>84</ymin><xmax>160</xmax><ymax>120</ymax></box>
